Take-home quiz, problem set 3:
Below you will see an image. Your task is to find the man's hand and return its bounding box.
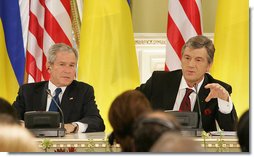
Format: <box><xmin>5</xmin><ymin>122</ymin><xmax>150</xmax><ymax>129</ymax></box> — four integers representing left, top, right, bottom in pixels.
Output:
<box><xmin>205</xmin><ymin>83</ymin><xmax>229</xmax><ymax>102</ymax></box>
<box><xmin>64</xmin><ymin>123</ymin><xmax>78</xmax><ymax>133</ymax></box>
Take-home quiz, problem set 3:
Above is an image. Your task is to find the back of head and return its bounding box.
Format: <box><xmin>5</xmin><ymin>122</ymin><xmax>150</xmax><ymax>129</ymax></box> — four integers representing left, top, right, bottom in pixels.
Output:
<box><xmin>0</xmin><ymin>98</ymin><xmax>19</xmax><ymax>125</ymax></box>
<box><xmin>108</xmin><ymin>90</ymin><xmax>152</xmax><ymax>151</ymax></box>
<box><xmin>0</xmin><ymin>114</ymin><xmax>20</xmax><ymax>125</ymax></box>
<box><xmin>0</xmin><ymin>124</ymin><xmax>39</xmax><ymax>152</ymax></box>
<box><xmin>150</xmin><ymin>132</ymin><xmax>204</xmax><ymax>152</ymax></box>
<box><xmin>133</xmin><ymin>111</ymin><xmax>181</xmax><ymax>152</ymax></box>
<box><xmin>237</xmin><ymin>110</ymin><xmax>249</xmax><ymax>152</ymax></box>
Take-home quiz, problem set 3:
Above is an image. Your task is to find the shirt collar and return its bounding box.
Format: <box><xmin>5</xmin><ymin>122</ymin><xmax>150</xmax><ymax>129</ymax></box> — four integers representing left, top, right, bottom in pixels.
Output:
<box><xmin>179</xmin><ymin>76</ymin><xmax>204</xmax><ymax>93</ymax></box>
<box><xmin>48</xmin><ymin>81</ymin><xmax>67</xmax><ymax>95</ymax></box>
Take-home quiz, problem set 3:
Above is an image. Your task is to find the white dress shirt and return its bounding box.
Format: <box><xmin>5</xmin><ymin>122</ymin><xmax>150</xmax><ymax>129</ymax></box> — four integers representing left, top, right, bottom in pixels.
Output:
<box><xmin>46</xmin><ymin>81</ymin><xmax>88</xmax><ymax>132</ymax></box>
<box><xmin>173</xmin><ymin>76</ymin><xmax>233</xmax><ymax>114</ymax></box>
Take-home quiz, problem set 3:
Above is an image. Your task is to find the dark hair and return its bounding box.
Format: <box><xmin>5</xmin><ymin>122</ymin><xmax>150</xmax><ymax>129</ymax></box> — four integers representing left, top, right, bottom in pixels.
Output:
<box><xmin>108</xmin><ymin>90</ymin><xmax>152</xmax><ymax>151</ymax></box>
<box><xmin>237</xmin><ymin>110</ymin><xmax>249</xmax><ymax>152</ymax></box>
<box><xmin>0</xmin><ymin>98</ymin><xmax>19</xmax><ymax>125</ymax></box>
<box><xmin>182</xmin><ymin>35</ymin><xmax>215</xmax><ymax>64</ymax></box>
<box><xmin>132</xmin><ymin>111</ymin><xmax>181</xmax><ymax>152</ymax></box>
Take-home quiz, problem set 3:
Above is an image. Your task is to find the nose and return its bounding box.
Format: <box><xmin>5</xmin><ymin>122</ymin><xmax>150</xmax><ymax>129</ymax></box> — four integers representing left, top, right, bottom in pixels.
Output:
<box><xmin>188</xmin><ymin>59</ymin><xmax>195</xmax><ymax>67</ymax></box>
<box><xmin>64</xmin><ymin>66</ymin><xmax>73</xmax><ymax>73</ymax></box>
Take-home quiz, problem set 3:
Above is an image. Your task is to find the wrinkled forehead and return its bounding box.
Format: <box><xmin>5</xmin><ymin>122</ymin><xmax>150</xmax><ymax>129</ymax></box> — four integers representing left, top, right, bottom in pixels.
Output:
<box><xmin>54</xmin><ymin>51</ymin><xmax>77</xmax><ymax>63</ymax></box>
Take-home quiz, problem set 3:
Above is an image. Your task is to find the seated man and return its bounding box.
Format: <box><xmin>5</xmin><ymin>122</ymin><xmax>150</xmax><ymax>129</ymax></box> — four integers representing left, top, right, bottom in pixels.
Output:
<box><xmin>137</xmin><ymin>35</ymin><xmax>238</xmax><ymax>132</ymax></box>
<box><xmin>13</xmin><ymin>43</ymin><xmax>105</xmax><ymax>133</ymax></box>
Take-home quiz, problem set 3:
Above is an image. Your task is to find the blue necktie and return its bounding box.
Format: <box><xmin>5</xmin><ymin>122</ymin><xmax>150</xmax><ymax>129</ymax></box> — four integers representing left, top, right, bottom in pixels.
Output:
<box><xmin>49</xmin><ymin>88</ymin><xmax>62</xmax><ymax>112</ymax></box>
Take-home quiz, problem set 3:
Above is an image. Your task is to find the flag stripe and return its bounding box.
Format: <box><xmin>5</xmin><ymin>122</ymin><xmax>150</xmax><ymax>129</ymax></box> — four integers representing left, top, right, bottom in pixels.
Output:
<box><xmin>60</xmin><ymin>0</ymin><xmax>71</xmax><ymax>17</ymax></box>
<box><xmin>168</xmin><ymin>0</ymin><xmax>197</xmax><ymax>41</ymax></box>
<box><xmin>165</xmin><ymin>0</ymin><xmax>202</xmax><ymax>71</ymax></box>
<box><xmin>27</xmin><ymin>32</ymin><xmax>43</xmax><ymax>70</ymax></box>
<box><xmin>30</xmin><ymin>0</ymin><xmax>45</xmax><ymax>27</ymax></box>
<box><xmin>179</xmin><ymin>0</ymin><xmax>202</xmax><ymax>34</ymax></box>
<box><xmin>26</xmin><ymin>51</ymin><xmax>42</xmax><ymax>81</ymax></box>
<box><xmin>45</xmin><ymin>1</ymin><xmax>72</xmax><ymax>42</ymax></box>
<box><xmin>44</xmin><ymin>7</ymin><xmax>71</xmax><ymax>45</ymax></box>
<box><xmin>167</xmin><ymin>13</ymin><xmax>184</xmax><ymax>60</ymax></box>
<box><xmin>26</xmin><ymin>0</ymin><xmax>72</xmax><ymax>83</ymax></box>
<box><xmin>42</xmin><ymin>54</ymin><xmax>49</xmax><ymax>80</ymax></box>
<box><xmin>29</xmin><ymin>12</ymin><xmax>44</xmax><ymax>49</ymax></box>
<box><xmin>165</xmin><ymin>40</ymin><xmax>181</xmax><ymax>70</ymax></box>
<box><xmin>1</xmin><ymin>0</ymin><xmax>25</xmax><ymax>85</ymax></box>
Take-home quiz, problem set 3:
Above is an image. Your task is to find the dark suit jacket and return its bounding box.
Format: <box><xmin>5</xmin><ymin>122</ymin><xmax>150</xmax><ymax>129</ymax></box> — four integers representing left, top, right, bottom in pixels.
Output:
<box><xmin>13</xmin><ymin>80</ymin><xmax>105</xmax><ymax>132</ymax></box>
<box><xmin>137</xmin><ymin>70</ymin><xmax>238</xmax><ymax>132</ymax></box>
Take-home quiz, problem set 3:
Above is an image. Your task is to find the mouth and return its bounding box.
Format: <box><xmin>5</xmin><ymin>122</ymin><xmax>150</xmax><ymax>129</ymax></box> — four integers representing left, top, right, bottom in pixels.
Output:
<box><xmin>186</xmin><ymin>70</ymin><xmax>195</xmax><ymax>75</ymax></box>
<box><xmin>62</xmin><ymin>76</ymin><xmax>71</xmax><ymax>80</ymax></box>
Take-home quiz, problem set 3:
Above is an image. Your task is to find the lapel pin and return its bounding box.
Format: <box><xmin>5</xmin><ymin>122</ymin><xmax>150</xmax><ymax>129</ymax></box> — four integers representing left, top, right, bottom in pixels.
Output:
<box><xmin>69</xmin><ymin>97</ymin><xmax>73</xmax><ymax>100</ymax></box>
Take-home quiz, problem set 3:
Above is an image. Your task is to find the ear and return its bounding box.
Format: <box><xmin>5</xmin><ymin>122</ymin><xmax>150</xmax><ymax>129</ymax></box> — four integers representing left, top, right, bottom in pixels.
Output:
<box><xmin>46</xmin><ymin>63</ymin><xmax>51</xmax><ymax>72</ymax></box>
<box><xmin>206</xmin><ymin>62</ymin><xmax>212</xmax><ymax>72</ymax></box>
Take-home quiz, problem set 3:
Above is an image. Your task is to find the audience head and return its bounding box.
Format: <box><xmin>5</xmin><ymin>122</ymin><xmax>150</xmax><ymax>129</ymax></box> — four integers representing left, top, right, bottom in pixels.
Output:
<box><xmin>237</xmin><ymin>109</ymin><xmax>249</xmax><ymax>152</ymax></box>
<box><xmin>108</xmin><ymin>90</ymin><xmax>152</xmax><ymax>151</ymax></box>
<box><xmin>150</xmin><ymin>132</ymin><xmax>204</xmax><ymax>152</ymax></box>
<box><xmin>132</xmin><ymin>111</ymin><xmax>181</xmax><ymax>152</ymax></box>
<box><xmin>0</xmin><ymin>97</ymin><xmax>19</xmax><ymax>125</ymax></box>
<box><xmin>46</xmin><ymin>43</ymin><xmax>78</xmax><ymax>87</ymax></box>
<box><xmin>0</xmin><ymin>124</ymin><xmax>39</xmax><ymax>152</ymax></box>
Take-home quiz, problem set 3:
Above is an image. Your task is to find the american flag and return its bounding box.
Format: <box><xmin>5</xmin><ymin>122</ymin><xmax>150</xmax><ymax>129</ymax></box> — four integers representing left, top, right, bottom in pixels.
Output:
<box><xmin>165</xmin><ymin>0</ymin><xmax>202</xmax><ymax>71</ymax></box>
<box><xmin>25</xmin><ymin>0</ymin><xmax>73</xmax><ymax>82</ymax></box>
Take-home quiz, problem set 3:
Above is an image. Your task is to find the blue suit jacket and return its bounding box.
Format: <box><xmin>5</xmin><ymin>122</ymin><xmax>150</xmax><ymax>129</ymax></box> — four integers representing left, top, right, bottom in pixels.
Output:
<box><xmin>13</xmin><ymin>80</ymin><xmax>105</xmax><ymax>132</ymax></box>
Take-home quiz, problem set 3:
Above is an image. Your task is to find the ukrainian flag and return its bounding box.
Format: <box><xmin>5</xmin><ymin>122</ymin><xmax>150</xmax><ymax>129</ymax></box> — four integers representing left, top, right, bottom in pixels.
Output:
<box><xmin>210</xmin><ymin>0</ymin><xmax>249</xmax><ymax>117</ymax></box>
<box><xmin>78</xmin><ymin>0</ymin><xmax>140</xmax><ymax>133</ymax></box>
<box><xmin>0</xmin><ymin>0</ymin><xmax>25</xmax><ymax>102</ymax></box>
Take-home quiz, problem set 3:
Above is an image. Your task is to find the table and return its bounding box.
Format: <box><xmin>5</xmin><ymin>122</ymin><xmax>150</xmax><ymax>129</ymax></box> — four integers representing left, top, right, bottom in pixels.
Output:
<box><xmin>34</xmin><ymin>132</ymin><xmax>241</xmax><ymax>152</ymax></box>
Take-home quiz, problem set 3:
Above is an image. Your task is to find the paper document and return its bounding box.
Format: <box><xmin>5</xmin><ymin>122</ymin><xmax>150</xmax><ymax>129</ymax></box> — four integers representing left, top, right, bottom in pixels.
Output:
<box><xmin>209</xmin><ymin>131</ymin><xmax>237</xmax><ymax>136</ymax></box>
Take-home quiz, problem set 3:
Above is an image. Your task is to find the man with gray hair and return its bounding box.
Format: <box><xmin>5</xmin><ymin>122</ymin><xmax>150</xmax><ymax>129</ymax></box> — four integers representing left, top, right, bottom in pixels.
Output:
<box><xmin>13</xmin><ymin>43</ymin><xmax>105</xmax><ymax>133</ymax></box>
<box><xmin>137</xmin><ymin>35</ymin><xmax>237</xmax><ymax>132</ymax></box>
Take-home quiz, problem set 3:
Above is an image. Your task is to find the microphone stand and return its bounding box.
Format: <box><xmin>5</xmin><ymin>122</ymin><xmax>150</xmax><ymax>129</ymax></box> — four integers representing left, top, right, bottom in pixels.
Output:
<box><xmin>193</xmin><ymin>84</ymin><xmax>203</xmax><ymax>136</ymax></box>
<box><xmin>46</xmin><ymin>89</ymin><xmax>66</xmax><ymax>137</ymax></box>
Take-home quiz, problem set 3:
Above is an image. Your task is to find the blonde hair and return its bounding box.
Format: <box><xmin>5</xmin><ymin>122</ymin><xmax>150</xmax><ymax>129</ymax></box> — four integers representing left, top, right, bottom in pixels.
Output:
<box><xmin>0</xmin><ymin>125</ymin><xmax>39</xmax><ymax>152</ymax></box>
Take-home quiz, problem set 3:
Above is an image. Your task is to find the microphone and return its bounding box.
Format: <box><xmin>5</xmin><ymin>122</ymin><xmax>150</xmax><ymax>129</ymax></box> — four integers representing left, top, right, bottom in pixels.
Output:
<box><xmin>193</xmin><ymin>84</ymin><xmax>203</xmax><ymax>130</ymax></box>
<box><xmin>46</xmin><ymin>89</ymin><xmax>65</xmax><ymax>130</ymax></box>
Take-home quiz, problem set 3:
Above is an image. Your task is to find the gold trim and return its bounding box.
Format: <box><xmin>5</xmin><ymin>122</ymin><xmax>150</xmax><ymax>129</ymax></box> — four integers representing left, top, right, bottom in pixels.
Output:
<box><xmin>70</xmin><ymin>0</ymin><xmax>81</xmax><ymax>48</ymax></box>
<box><xmin>135</xmin><ymin>39</ymin><xmax>166</xmax><ymax>45</ymax></box>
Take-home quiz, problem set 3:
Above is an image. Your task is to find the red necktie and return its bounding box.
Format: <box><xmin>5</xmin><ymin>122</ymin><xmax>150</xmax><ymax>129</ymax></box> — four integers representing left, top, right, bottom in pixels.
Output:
<box><xmin>179</xmin><ymin>88</ymin><xmax>193</xmax><ymax>112</ymax></box>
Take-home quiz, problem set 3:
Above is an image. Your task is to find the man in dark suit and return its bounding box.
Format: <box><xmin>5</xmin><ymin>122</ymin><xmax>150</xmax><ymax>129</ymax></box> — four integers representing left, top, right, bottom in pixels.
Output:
<box><xmin>137</xmin><ymin>35</ymin><xmax>238</xmax><ymax>132</ymax></box>
<box><xmin>13</xmin><ymin>43</ymin><xmax>105</xmax><ymax>133</ymax></box>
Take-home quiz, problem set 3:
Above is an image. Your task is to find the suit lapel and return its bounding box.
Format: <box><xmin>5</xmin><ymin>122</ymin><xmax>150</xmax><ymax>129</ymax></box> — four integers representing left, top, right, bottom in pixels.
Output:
<box><xmin>194</xmin><ymin>75</ymin><xmax>210</xmax><ymax>112</ymax></box>
<box><xmin>163</xmin><ymin>71</ymin><xmax>182</xmax><ymax>110</ymax></box>
<box><xmin>34</xmin><ymin>82</ymin><xmax>48</xmax><ymax>111</ymax></box>
<box><xmin>61</xmin><ymin>81</ymin><xmax>76</xmax><ymax>121</ymax></box>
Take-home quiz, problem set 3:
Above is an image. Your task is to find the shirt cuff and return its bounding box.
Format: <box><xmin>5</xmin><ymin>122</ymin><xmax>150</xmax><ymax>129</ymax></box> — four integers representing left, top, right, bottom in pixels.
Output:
<box><xmin>72</xmin><ymin>122</ymin><xmax>88</xmax><ymax>133</ymax></box>
<box><xmin>218</xmin><ymin>96</ymin><xmax>233</xmax><ymax>114</ymax></box>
